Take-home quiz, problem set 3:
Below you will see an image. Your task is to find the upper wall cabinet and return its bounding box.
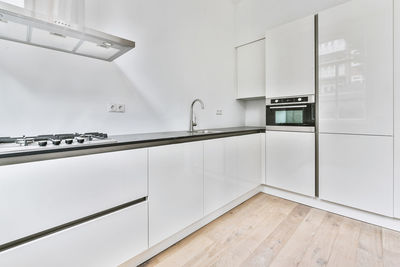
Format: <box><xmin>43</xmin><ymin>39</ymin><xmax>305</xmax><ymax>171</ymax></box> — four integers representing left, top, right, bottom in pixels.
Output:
<box><xmin>236</xmin><ymin>39</ymin><xmax>266</xmax><ymax>99</ymax></box>
<box><xmin>318</xmin><ymin>0</ymin><xmax>393</xmax><ymax>136</ymax></box>
<box><xmin>266</xmin><ymin>15</ymin><xmax>315</xmax><ymax>98</ymax></box>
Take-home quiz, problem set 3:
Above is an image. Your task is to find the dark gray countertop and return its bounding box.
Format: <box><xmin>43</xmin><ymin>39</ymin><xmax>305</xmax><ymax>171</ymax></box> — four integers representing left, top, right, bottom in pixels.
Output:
<box><xmin>112</xmin><ymin>126</ymin><xmax>264</xmax><ymax>143</ymax></box>
<box><xmin>0</xmin><ymin>127</ymin><xmax>265</xmax><ymax>164</ymax></box>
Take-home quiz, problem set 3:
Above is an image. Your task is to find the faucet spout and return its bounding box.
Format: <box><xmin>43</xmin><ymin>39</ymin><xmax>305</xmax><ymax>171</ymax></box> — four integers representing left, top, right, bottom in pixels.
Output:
<box><xmin>189</xmin><ymin>99</ymin><xmax>205</xmax><ymax>132</ymax></box>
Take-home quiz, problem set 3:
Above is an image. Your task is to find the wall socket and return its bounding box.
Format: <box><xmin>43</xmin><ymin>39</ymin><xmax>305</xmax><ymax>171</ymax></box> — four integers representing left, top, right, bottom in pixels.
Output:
<box><xmin>216</xmin><ymin>109</ymin><xmax>223</xmax><ymax>115</ymax></box>
<box><xmin>107</xmin><ymin>103</ymin><xmax>126</xmax><ymax>113</ymax></box>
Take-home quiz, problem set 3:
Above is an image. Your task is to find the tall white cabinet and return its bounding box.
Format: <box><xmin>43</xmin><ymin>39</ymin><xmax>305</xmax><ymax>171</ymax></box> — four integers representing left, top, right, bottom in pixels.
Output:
<box><xmin>395</xmin><ymin>0</ymin><xmax>400</xmax><ymax>219</ymax></box>
<box><xmin>266</xmin><ymin>15</ymin><xmax>315</xmax><ymax>98</ymax></box>
<box><xmin>318</xmin><ymin>0</ymin><xmax>394</xmax><ymax>216</ymax></box>
<box><xmin>319</xmin><ymin>134</ymin><xmax>393</xmax><ymax>216</ymax></box>
<box><xmin>318</xmin><ymin>0</ymin><xmax>394</xmax><ymax>136</ymax></box>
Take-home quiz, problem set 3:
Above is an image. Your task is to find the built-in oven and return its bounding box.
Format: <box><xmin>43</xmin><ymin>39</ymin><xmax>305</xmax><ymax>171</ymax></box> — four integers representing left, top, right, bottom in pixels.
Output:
<box><xmin>266</xmin><ymin>94</ymin><xmax>315</xmax><ymax>132</ymax></box>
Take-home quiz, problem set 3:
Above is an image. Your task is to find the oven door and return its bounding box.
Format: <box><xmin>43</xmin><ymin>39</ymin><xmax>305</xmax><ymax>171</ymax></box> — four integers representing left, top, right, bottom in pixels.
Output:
<box><xmin>266</xmin><ymin>103</ymin><xmax>315</xmax><ymax>132</ymax></box>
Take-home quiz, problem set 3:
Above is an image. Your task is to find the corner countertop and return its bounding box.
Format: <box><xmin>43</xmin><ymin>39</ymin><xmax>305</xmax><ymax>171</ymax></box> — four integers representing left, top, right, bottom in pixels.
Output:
<box><xmin>0</xmin><ymin>127</ymin><xmax>265</xmax><ymax>164</ymax></box>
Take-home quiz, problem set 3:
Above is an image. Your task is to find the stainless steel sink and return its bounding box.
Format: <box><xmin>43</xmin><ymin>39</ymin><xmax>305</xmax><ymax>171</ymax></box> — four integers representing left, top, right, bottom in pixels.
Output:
<box><xmin>189</xmin><ymin>130</ymin><xmax>223</xmax><ymax>135</ymax></box>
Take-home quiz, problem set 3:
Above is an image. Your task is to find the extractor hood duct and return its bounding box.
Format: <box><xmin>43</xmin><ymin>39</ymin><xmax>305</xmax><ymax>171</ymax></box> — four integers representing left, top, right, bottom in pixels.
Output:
<box><xmin>0</xmin><ymin>0</ymin><xmax>135</xmax><ymax>61</ymax></box>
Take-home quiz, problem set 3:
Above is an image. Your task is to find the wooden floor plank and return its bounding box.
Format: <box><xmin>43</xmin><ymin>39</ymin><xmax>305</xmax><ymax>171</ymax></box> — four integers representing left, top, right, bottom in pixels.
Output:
<box><xmin>326</xmin><ymin>217</ymin><xmax>362</xmax><ymax>267</ymax></box>
<box><xmin>269</xmin><ymin>208</ymin><xmax>327</xmax><ymax>267</ymax></box>
<box><xmin>184</xmin><ymin>195</ymin><xmax>298</xmax><ymax>267</ymax></box>
<box><xmin>382</xmin><ymin>228</ymin><xmax>400</xmax><ymax>267</ymax></box>
<box><xmin>356</xmin><ymin>224</ymin><xmax>384</xmax><ymax>267</ymax></box>
<box><xmin>139</xmin><ymin>193</ymin><xmax>400</xmax><ymax>267</ymax></box>
<box><xmin>294</xmin><ymin>212</ymin><xmax>343</xmax><ymax>267</ymax></box>
<box><xmin>239</xmin><ymin>204</ymin><xmax>311</xmax><ymax>267</ymax></box>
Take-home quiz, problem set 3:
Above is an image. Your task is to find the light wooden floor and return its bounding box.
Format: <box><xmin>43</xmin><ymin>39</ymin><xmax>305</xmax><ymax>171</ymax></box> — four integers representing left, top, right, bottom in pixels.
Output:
<box><xmin>140</xmin><ymin>193</ymin><xmax>400</xmax><ymax>267</ymax></box>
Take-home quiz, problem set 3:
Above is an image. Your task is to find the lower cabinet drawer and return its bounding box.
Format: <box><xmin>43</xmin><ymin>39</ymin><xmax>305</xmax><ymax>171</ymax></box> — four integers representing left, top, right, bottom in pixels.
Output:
<box><xmin>0</xmin><ymin>149</ymin><xmax>148</xmax><ymax>246</ymax></box>
<box><xmin>0</xmin><ymin>202</ymin><xmax>148</xmax><ymax>267</ymax></box>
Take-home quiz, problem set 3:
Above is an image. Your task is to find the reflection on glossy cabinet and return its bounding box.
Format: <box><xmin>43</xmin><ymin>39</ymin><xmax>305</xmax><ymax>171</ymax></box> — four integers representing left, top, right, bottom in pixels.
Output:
<box><xmin>318</xmin><ymin>0</ymin><xmax>393</xmax><ymax>136</ymax></box>
<box><xmin>0</xmin><ymin>203</ymin><xmax>148</xmax><ymax>267</ymax></box>
<box><xmin>204</xmin><ymin>134</ymin><xmax>262</xmax><ymax>215</ymax></box>
<box><xmin>148</xmin><ymin>142</ymin><xmax>204</xmax><ymax>247</ymax></box>
<box><xmin>0</xmin><ymin>149</ymin><xmax>148</xmax><ymax>246</ymax></box>
<box><xmin>319</xmin><ymin>134</ymin><xmax>393</xmax><ymax>216</ymax></box>
<box><xmin>236</xmin><ymin>39</ymin><xmax>266</xmax><ymax>99</ymax></box>
<box><xmin>266</xmin><ymin>15</ymin><xmax>315</xmax><ymax>98</ymax></box>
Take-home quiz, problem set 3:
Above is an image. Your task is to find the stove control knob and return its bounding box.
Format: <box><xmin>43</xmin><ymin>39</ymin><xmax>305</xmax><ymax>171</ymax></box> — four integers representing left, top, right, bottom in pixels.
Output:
<box><xmin>52</xmin><ymin>139</ymin><xmax>61</xmax><ymax>145</ymax></box>
<box><xmin>298</xmin><ymin>98</ymin><xmax>302</xmax><ymax>102</ymax></box>
<box><xmin>76</xmin><ymin>137</ymin><xmax>85</xmax><ymax>144</ymax></box>
<box><xmin>65</xmin><ymin>139</ymin><xmax>74</xmax><ymax>145</ymax></box>
<box><xmin>38</xmin><ymin>141</ymin><xmax>48</xmax><ymax>147</ymax></box>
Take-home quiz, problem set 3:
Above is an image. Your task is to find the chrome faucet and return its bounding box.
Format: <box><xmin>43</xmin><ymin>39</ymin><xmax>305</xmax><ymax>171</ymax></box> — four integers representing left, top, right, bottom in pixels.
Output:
<box><xmin>189</xmin><ymin>99</ymin><xmax>205</xmax><ymax>132</ymax></box>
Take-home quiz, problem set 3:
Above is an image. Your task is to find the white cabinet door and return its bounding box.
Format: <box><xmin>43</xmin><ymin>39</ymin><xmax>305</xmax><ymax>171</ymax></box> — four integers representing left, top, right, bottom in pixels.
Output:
<box><xmin>236</xmin><ymin>134</ymin><xmax>263</xmax><ymax>194</ymax></box>
<box><xmin>204</xmin><ymin>134</ymin><xmax>262</xmax><ymax>215</ymax></box>
<box><xmin>319</xmin><ymin>134</ymin><xmax>393</xmax><ymax>216</ymax></box>
<box><xmin>395</xmin><ymin>0</ymin><xmax>400</xmax><ymax>219</ymax></box>
<box><xmin>0</xmin><ymin>149</ymin><xmax>148</xmax><ymax>246</ymax></box>
<box><xmin>266</xmin><ymin>15</ymin><xmax>315</xmax><ymax>98</ymax></box>
<box><xmin>236</xmin><ymin>39</ymin><xmax>266</xmax><ymax>99</ymax></box>
<box><xmin>318</xmin><ymin>0</ymin><xmax>393</xmax><ymax>136</ymax></box>
<box><xmin>148</xmin><ymin>142</ymin><xmax>203</xmax><ymax>246</ymax></box>
<box><xmin>266</xmin><ymin>131</ymin><xmax>315</xmax><ymax>197</ymax></box>
<box><xmin>0</xmin><ymin>202</ymin><xmax>148</xmax><ymax>267</ymax></box>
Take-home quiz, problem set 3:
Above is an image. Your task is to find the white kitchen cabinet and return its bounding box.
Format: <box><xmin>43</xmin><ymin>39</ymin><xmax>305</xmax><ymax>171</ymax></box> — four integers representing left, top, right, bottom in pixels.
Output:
<box><xmin>236</xmin><ymin>39</ymin><xmax>265</xmax><ymax>99</ymax></box>
<box><xmin>148</xmin><ymin>142</ymin><xmax>204</xmax><ymax>246</ymax></box>
<box><xmin>395</xmin><ymin>0</ymin><xmax>400</xmax><ymax>218</ymax></box>
<box><xmin>0</xmin><ymin>149</ymin><xmax>148</xmax><ymax>246</ymax></box>
<box><xmin>236</xmin><ymin>134</ymin><xmax>263</xmax><ymax>193</ymax></box>
<box><xmin>318</xmin><ymin>0</ymin><xmax>393</xmax><ymax>136</ymax></box>
<box><xmin>319</xmin><ymin>134</ymin><xmax>393</xmax><ymax>216</ymax></box>
<box><xmin>204</xmin><ymin>134</ymin><xmax>262</xmax><ymax>215</ymax></box>
<box><xmin>0</xmin><ymin>202</ymin><xmax>148</xmax><ymax>267</ymax></box>
<box><xmin>266</xmin><ymin>15</ymin><xmax>315</xmax><ymax>98</ymax></box>
<box><xmin>266</xmin><ymin>131</ymin><xmax>315</xmax><ymax>197</ymax></box>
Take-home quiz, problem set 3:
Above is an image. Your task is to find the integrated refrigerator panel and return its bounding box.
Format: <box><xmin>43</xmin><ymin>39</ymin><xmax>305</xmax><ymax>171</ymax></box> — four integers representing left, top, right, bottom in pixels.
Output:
<box><xmin>318</xmin><ymin>0</ymin><xmax>393</xmax><ymax>136</ymax></box>
<box><xmin>319</xmin><ymin>133</ymin><xmax>393</xmax><ymax>216</ymax></box>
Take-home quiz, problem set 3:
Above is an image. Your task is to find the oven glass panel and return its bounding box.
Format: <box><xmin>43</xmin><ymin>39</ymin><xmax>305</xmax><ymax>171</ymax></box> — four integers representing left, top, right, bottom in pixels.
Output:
<box><xmin>275</xmin><ymin>110</ymin><xmax>304</xmax><ymax>124</ymax></box>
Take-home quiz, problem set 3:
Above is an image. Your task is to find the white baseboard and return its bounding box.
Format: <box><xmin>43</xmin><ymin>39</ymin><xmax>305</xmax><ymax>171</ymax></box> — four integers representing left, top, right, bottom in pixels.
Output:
<box><xmin>261</xmin><ymin>185</ymin><xmax>400</xmax><ymax>232</ymax></box>
<box><xmin>120</xmin><ymin>186</ymin><xmax>263</xmax><ymax>267</ymax></box>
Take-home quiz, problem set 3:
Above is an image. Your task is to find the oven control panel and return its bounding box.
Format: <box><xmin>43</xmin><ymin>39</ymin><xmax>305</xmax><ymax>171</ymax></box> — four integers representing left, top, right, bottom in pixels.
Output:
<box><xmin>267</xmin><ymin>95</ymin><xmax>315</xmax><ymax>105</ymax></box>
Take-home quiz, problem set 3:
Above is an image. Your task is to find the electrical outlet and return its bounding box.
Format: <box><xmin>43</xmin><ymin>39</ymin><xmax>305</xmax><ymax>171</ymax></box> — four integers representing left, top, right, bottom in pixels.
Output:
<box><xmin>117</xmin><ymin>104</ymin><xmax>125</xmax><ymax>112</ymax></box>
<box><xmin>107</xmin><ymin>103</ymin><xmax>125</xmax><ymax>113</ymax></box>
<box><xmin>216</xmin><ymin>109</ymin><xmax>223</xmax><ymax>115</ymax></box>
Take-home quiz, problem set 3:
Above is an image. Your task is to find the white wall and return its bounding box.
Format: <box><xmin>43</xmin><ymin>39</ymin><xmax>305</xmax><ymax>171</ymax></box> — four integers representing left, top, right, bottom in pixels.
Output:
<box><xmin>244</xmin><ymin>99</ymin><xmax>265</xmax><ymax>127</ymax></box>
<box><xmin>0</xmin><ymin>0</ymin><xmax>244</xmax><ymax>136</ymax></box>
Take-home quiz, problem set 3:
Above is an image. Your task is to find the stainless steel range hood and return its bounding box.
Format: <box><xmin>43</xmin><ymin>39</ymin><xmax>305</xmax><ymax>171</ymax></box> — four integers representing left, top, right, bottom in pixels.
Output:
<box><xmin>0</xmin><ymin>0</ymin><xmax>135</xmax><ymax>61</ymax></box>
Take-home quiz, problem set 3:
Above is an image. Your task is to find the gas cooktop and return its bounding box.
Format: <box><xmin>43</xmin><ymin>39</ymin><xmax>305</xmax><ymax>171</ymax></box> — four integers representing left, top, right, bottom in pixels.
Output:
<box><xmin>0</xmin><ymin>132</ymin><xmax>116</xmax><ymax>154</ymax></box>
